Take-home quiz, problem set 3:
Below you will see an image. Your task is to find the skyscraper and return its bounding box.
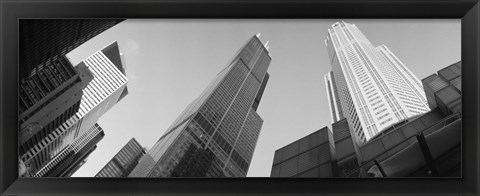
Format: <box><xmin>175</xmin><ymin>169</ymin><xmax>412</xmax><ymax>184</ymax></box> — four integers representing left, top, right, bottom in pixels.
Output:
<box><xmin>324</xmin><ymin>21</ymin><xmax>430</xmax><ymax>145</ymax></box>
<box><xmin>272</xmin><ymin>61</ymin><xmax>461</xmax><ymax>178</ymax></box>
<box><xmin>19</xmin><ymin>20</ymin><xmax>124</xmax><ymax>143</ymax></box>
<box><xmin>19</xmin><ymin>57</ymin><xmax>93</xmax><ymax>156</ymax></box>
<box><xmin>95</xmin><ymin>138</ymin><xmax>146</xmax><ymax>177</ymax></box>
<box><xmin>129</xmin><ymin>35</ymin><xmax>271</xmax><ymax>177</ymax></box>
<box><xmin>33</xmin><ymin>124</ymin><xmax>105</xmax><ymax>177</ymax></box>
<box><xmin>19</xmin><ymin>19</ymin><xmax>124</xmax><ymax>176</ymax></box>
<box><xmin>21</xmin><ymin>41</ymin><xmax>129</xmax><ymax>175</ymax></box>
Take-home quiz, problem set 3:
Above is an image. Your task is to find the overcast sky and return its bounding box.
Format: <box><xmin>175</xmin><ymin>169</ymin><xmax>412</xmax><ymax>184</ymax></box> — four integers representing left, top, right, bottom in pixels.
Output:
<box><xmin>66</xmin><ymin>19</ymin><xmax>460</xmax><ymax>177</ymax></box>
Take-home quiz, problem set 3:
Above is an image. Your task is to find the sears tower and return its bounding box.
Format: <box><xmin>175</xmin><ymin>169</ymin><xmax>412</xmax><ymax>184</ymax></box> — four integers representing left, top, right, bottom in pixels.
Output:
<box><xmin>129</xmin><ymin>35</ymin><xmax>271</xmax><ymax>177</ymax></box>
<box><xmin>325</xmin><ymin>21</ymin><xmax>430</xmax><ymax>145</ymax></box>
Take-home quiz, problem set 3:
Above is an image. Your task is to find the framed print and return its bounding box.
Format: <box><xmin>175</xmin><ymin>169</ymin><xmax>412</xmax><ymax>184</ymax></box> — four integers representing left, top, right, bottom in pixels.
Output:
<box><xmin>1</xmin><ymin>0</ymin><xmax>479</xmax><ymax>195</ymax></box>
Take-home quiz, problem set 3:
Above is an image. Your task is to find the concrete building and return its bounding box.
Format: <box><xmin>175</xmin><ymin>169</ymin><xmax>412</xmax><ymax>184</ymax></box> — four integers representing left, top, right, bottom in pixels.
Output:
<box><xmin>270</xmin><ymin>127</ymin><xmax>336</xmax><ymax>177</ymax></box>
<box><xmin>21</xmin><ymin>42</ymin><xmax>128</xmax><ymax>176</ymax></box>
<box><xmin>19</xmin><ymin>57</ymin><xmax>93</xmax><ymax>157</ymax></box>
<box><xmin>19</xmin><ymin>19</ymin><xmax>123</xmax><ymax>177</ymax></box>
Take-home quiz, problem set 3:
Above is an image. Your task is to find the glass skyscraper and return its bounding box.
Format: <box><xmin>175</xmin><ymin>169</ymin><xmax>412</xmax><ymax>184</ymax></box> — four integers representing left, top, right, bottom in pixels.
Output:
<box><xmin>95</xmin><ymin>138</ymin><xmax>146</xmax><ymax>177</ymax></box>
<box><xmin>325</xmin><ymin>21</ymin><xmax>430</xmax><ymax>145</ymax></box>
<box><xmin>129</xmin><ymin>35</ymin><xmax>271</xmax><ymax>177</ymax></box>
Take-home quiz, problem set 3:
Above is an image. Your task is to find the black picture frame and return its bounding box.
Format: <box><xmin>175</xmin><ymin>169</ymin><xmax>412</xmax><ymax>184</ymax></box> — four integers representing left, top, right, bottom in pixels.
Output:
<box><xmin>1</xmin><ymin>0</ymin><xmax>479</xmax><ymax>195</ymax></box>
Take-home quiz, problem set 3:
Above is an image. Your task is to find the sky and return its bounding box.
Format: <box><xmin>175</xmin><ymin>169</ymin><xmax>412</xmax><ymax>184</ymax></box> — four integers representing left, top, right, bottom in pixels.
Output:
<box><xmin>66</xmin><ymin>19</ymin><xmax>460</xmax><ymax>177</ymax></box>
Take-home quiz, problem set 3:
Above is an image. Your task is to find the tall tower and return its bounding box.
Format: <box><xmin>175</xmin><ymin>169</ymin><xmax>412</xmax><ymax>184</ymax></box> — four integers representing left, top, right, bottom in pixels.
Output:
<box><xmin>130</xmin><ymin>35</ymin><xmax>271</xmax><ymax>177</ymax></box>
<box><xmin>19</xmin><ymin>20</ymin><xmax>124</xmax><ymax>144</ymax></box>
<box><xmin>324</xmin><ymin>21</ymin><xmax>429</xmax><ymax>145</ymax></box>
<box><xmin>21</xmin><ymin>41</ymin><xmax>129</xmax><ymax>175</ymax></box>
<box><xmin>95</xmin><ymin>138</ymin><xmax>146</xmax><ymax>177</ymax></box>
<box><xmin>19</xmin><ymin>19</ymin><xmax>123</xmax><ymax>176</ymax></box>
<box><xmin>34</xmin><ymin>123</ymin><xmax>105</xmax><ymax>177</ymax></box>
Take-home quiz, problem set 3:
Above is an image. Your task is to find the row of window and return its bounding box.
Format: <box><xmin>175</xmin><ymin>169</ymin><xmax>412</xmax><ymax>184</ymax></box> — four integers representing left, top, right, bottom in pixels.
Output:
<box><xmin>71</xmin><ymin>124</ymin><xmax>102</xmax><ymax>152</ymax></box>
<box><xmin>23</xmin><ymin>115</ymin><xmax>80</xmax><ymax>174</ymax></box>
<box><xmin>20</xmin><ymin>101</ymin><xmax>80</xmax><ymax>157</ymax></box>
<box><xmin>34</xmin><ymin>147</ymin><xmax>73</xmax><ymax>177</ymax></box>
<box><xmin>233</xmin><ymin>111</ymin><xmax>262</xmax><ymax>160</ymax></box>
<box><xmin>273</xmin><ymin>143</ymin><xmax>333</xmax><ymax>177</ymax></box>
<box><xmin>97</xmin><ymin>161</ymin><xmax>123</xmax><ymax>177</ymax></box>
<box><xmin>374</xmin><ymin>107</ymin><xmax>388</xmax><ymax>115</ymax></box>
<box><xmin>380</xmin><ymin>48</ymin><xmax>428</xmax><ymax>105</ymax></box>
<box><xmin>379</xmin><ymin>117</ymin><xmax>394</xmax><ymax>126</ymax></box>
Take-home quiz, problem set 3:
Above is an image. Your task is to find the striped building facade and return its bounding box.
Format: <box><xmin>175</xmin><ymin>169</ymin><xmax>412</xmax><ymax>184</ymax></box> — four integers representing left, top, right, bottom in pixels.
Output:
<box><xmin>19</xmin><ymin>20</ymin><xmax>123</xmax><ymax>164</ymax></box>
<box><xmin>34</xmin><ymin>124</ymin><xmax>105</xmax><ymax>177</ymax></box>
<box><xmin>19</xmin><ymin>57</ymin><xmax>93</xmax><ymax>157</ymax></box>
<box><xmin>21</xmin><ymin>41</ymin><xmax>128</xmax><ymax>175</ymax></box>
<box><xmin>324</xmin><ymin>21</ymin><xmax>430</xmax><ymax>145</ymax></box>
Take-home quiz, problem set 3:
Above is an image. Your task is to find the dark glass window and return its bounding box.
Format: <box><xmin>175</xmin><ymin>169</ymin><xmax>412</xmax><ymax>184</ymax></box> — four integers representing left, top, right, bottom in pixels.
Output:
<box><xmin>213</xmin><ymin>132</ymin><xmax>232</xmax><ymax>155</ymax></box>
<box><xmin>278</xmin><ymin>156</ymin><xmax>298</xmax><ymax>177</ymax></box>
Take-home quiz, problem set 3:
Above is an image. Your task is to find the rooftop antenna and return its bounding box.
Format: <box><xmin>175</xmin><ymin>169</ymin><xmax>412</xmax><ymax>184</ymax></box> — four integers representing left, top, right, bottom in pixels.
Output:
<box><xmin>256</xmin><ymin>33</ymin><xmax>262</xmax><ymax>38</ymax></box>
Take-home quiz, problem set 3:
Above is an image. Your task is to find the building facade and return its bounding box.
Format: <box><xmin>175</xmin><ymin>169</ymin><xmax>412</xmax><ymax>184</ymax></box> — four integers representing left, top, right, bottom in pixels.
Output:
<box><xmin>95</xmin><ymin>138</ymin><xmax>146</xmax><ymax>177</ymax></box>
<box><xmin>19</xmin><ymin>57</ymin><xmax>93</xmax><ymax>157</ymax></box>
<box><xmin>344</xmin><ymin>61</ymin><xmax>461</xmax><ymax>178</ymax></box>
<box><xmin>19</xmin><ymin>19</ymin><xmax>124</xmax><ymax>80</ymax></box>
<box><xmin>21</xmin><ymin>41</ymin><xmax>129</xmax><ymax>176</ymax></box>
<box><xmin>19</xmin><ymin>19</ymin><xmax>123</xmax><ymax>147</ymax></box>
<box><xmin>272</xmin><ymin>61</ymin><xmax>461</xmax><ymax>178</ymax></box>
<box><xmin>34</xmin><ymin>124</ymin><xmax>105</xmax><ymax>177</ymax></box>
<box><xmin>129</xmin><ymin>35</ymin><xmax>271</xmax><ymax>177</ymax></box>
<box><xmin>325</xmin><ymin>21</ymin><xmax>430</xmax><ymax>145</ymax></box>
<box><xmin>422</xmin><ymin>61</ymin><xmax>461</xmax><ymax>113</ymax></box>
<box><xmin>270</xmin><ymin>127</ymin><xmax>336</xmax><ymax>177</ymax></box>
<box><xmin>19</xmin><ymin>19</ymin><xmax>123</xmax><ymax>176</ymax></box>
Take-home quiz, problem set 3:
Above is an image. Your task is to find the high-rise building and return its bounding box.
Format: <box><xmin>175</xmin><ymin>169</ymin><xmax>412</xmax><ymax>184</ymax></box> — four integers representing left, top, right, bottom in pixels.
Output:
<box><xmin>19</xmin><ymin>19</ymin><xmax>124</xmax><ymax>81</ymax></box>
<box><xmin>19</xmin><ymin>19</ymin><xmax>124</xmax><ymax>176</ymax></box>
<box><xmin>272</xmin><ymin>61</ymin><xmax>461</xmax><ymax>178</ymax></box>
<box><xmin>19</xmin><ymin>57</ymin><xmax>93</xmax><ymax>156</ymax></box>
<box><xmin>95</xmin><ymin>138</ymin><xmax>146</xmax><ymax>177</ymax></box>
<box><xmin>352</xmin><ymin>60</ymin><xmax>462</xmax><ymax>177</ymax></box>
<box><xmin>324</xmin><ymin>21</ymin><xmax>430</xmax><ymax>145</ymax></box>
<box><xmin>20</xmin><ymin>41</ymin><xmax>129</xmax><ymax>175</ymax></box>
<box><xmin>129</xmin><ymin>35</ymin><xmax>271</xmax><ymax>177</ymax></box>
<box><xmin>33</xmin><ymin>124</ymin><xmax>105</xmax><ymax>177</ymax></box>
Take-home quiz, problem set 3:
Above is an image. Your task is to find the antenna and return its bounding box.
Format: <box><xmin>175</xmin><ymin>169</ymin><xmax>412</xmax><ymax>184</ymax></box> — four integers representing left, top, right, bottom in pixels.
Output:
<box><xmin>256</xmin><ymin>33</ymin><xmax>262</xmax><ymax>38</ymax></box>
